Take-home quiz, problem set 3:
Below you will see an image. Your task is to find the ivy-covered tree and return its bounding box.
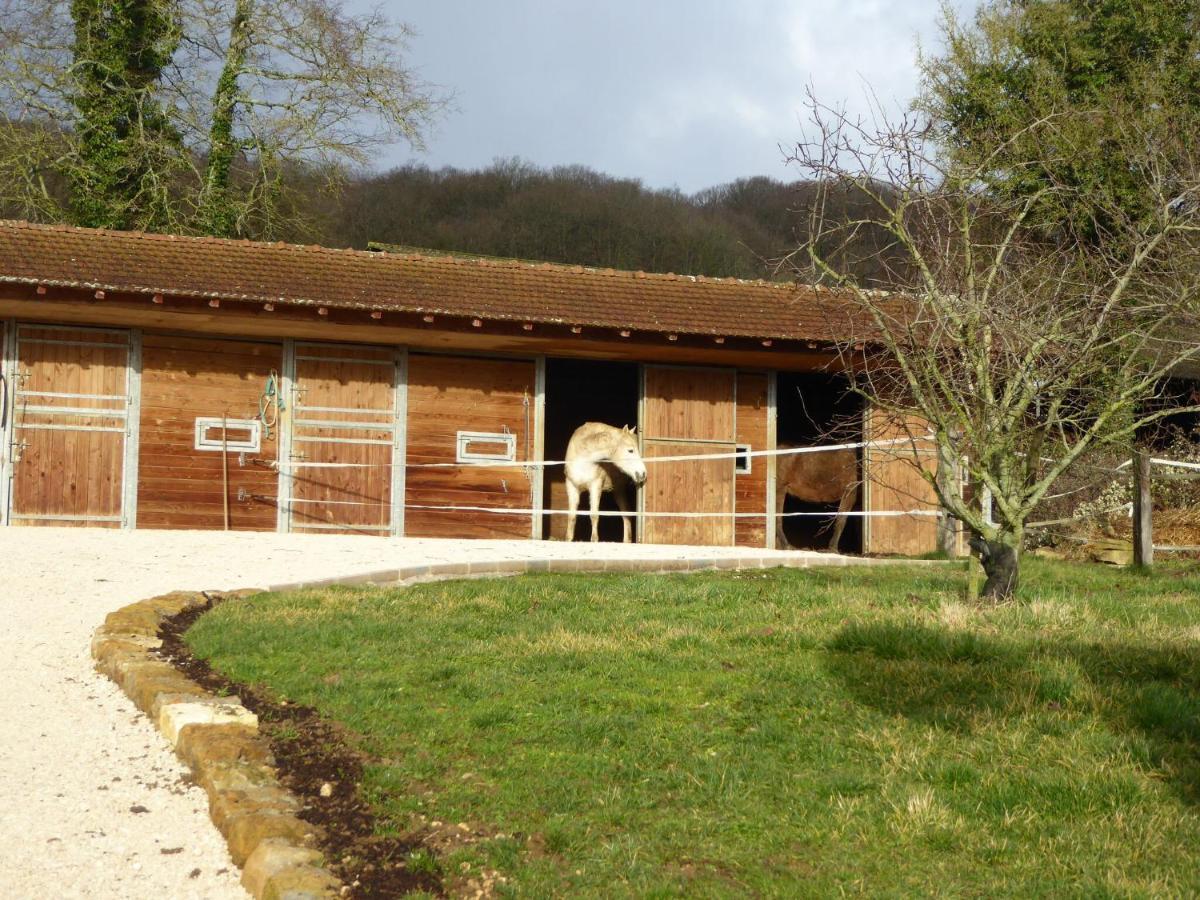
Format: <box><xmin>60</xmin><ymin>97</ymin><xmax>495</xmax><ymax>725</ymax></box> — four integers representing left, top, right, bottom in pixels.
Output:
<box><xmin>0</xmin><ymin>0</ymin><xmax>444</xmax><ymax>236</ymax></box>
<box><xmin>175</xmin><ymin>0</ymin><xmax>447</xmax><ymax>237</ymax></box>
<box><xmin>192</xmin><ymin>0</ymin><xmax>251</xmax><ymax>236</ymax></box>
<box><xmin>68</xmin><ymin>0</ymin><xmax>181</xmax><ymax>229</ymax></box>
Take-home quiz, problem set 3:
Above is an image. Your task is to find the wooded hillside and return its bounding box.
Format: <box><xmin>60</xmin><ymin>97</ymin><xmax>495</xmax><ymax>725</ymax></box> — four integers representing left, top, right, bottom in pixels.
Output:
<box><xmin>305</xmin><ymin>160</ymin><xmax>892</xmax><ymax>282</ymax></box>
<box><xmin>323</xmin><ymin>160</ymin><xmax>800</xmax><ymax>278</ymax></box>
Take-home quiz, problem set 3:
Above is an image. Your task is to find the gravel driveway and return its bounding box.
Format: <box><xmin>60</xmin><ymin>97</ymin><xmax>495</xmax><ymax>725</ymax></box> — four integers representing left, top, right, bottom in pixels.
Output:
<box><xmin>0</xmin><ymin>528</ymin><xmax>818</xmax><ymax>899</ymax></box>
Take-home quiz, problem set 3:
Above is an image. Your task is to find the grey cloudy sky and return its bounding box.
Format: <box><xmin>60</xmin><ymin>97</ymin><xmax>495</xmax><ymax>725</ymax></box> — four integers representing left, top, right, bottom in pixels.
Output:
<box><xmin>360</xmin><ymin>1</ymin><xmax>965</xmax><ymax>193</ymax></box>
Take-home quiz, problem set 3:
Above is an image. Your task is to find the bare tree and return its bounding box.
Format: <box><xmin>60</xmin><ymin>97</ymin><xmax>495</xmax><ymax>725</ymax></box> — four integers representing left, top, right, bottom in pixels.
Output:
<box><xmin>786</xmin><ymin>97</ymin><xmax>1200</xmax><ymax>599</ymax></box>
<box><xmin>173</xmin><ymin>0</ymin><xmax>447</xmax><ymax>236</ymax></box>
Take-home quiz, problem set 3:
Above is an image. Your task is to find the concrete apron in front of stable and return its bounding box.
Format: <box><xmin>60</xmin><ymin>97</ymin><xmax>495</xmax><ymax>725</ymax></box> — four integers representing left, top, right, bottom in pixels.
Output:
<box><xmin>265</xmin><ymin>546</ymin><xmax>938</xmax><ymax>591</ymax></box>
<box><xmin>94</xmin><ymin>550</ymin><xmax>937</xmax><ymax>900</ymax></box>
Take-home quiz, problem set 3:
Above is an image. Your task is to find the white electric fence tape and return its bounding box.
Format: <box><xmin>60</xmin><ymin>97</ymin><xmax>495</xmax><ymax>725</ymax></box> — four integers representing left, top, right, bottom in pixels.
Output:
<box><xmin>270</xmin><ymin>435</ymin><xmax>945</xmax><ymax>520</ymax></box>
<box><xmin>1149</xmin><ymin>457</ymin><xmax>1200</xmax><ymax>472</ymax></box>
<box><xmin>271</xmin><ymin>436</ymin><xmax>919</xmax><ymax>472</ymax></box>
<box><xmin>285</xmin><ymin>496</ymin><xmax>938</xmax><ymax>518</ymax></box>
<box><xmin>1114</xmin><ymin>456</ymin><xmax>1200</xmax><ymax>473</ymax></box>
<box><xmin>405</xmin><ymin>505</ymin><xmax>939</xmax><ymax>518</ymax></box>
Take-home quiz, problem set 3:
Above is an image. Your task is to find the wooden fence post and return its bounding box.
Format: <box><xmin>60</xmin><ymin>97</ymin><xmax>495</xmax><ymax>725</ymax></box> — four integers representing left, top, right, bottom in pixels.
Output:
<box><xmin>1133</xmin><ymin>448</ymin><xmax>1153</xmax><ymax>567</ymax></box>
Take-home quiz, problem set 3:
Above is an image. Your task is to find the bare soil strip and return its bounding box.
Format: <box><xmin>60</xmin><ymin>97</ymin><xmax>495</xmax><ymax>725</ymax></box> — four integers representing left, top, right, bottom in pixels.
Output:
<box><xmin>157</xmin><ymin>599</ymin><xmax>444</xmax><ymax>898</ymax></box>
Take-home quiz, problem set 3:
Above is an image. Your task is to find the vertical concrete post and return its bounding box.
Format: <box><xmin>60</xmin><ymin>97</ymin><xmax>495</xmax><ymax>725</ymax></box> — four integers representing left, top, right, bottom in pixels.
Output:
<box><xmin>530</xmin><ymin>355</ymin><xmax>546</xmax><ymax>540</ymax></box>
<box><xmin>391</xmin><ymin>347</ymin><xmax>408</xmax><ymax>537</ymax></box>
<box><xmin>121</xmin><ymin>328</ymin><xmax>142</xmax><ymax>529</ymax></box>
<box><xmin>0</xmin><ymin>318</ymin><xmax>16</xmax><ymax>527</ymax></box>
<box><xmin>1133</xmin><ymin>448</ymin><xmax>1153</xmax><ymax>567</ymax></box>
<box><xmin>935</xmin><ymin>442</ymin><xmax>960</xmax><ymax>557</ymax></box>
<box><xmin>275</xmin><ymin>339</ymin><xmax>295</xmax><ymax>534</ymax></box>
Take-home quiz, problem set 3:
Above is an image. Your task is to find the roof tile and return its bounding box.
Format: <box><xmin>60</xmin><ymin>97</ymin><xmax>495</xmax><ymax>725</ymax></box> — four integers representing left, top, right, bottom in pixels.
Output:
<box><xmin>0</xmin><ymin>220</ymin><xmax>877</xmax><ymax>342</ymax></box>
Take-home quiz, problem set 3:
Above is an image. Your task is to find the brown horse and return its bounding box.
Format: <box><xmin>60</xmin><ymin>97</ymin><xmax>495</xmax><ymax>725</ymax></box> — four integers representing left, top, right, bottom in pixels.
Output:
<box><xmin>775</xmin><ymin>446</ymin><xmax>859</xmax><ymax>552</ymax></box>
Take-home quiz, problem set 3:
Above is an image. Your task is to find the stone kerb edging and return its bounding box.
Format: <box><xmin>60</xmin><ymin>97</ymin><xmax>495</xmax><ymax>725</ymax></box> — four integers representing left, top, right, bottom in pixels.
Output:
<box><xmin>93</xmin><ymin>553</ymin><xmax>936</xmax><ymax>899</ymax></box>
<box><xmin>91</xmin><ymin>589</ymin><xmax>343</xmax><ymax>900</ymax></box>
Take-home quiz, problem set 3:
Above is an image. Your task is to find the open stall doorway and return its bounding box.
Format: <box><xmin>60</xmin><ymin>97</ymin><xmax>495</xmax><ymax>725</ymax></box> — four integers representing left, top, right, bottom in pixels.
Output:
<box><xmin>542</xmin><ymin>358</ymin><xmax>640</xmax><ymax>542</ymax></box>
<box><xmin>775</xmin><ymin>371</ymin><xmax>864</xmax><ymax>553</ymax></box>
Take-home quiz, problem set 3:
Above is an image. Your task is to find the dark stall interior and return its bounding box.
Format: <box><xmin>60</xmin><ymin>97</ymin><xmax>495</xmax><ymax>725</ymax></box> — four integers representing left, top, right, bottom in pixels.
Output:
<box><xmin>1139</xmin><ymin>378</ymin><xmax>1200</xmax><ymax>448</ymax></box>
<box><xmin>775</xmin><ymin>372</ymin><xmax>865</xmax><ymax>553</ymax></box>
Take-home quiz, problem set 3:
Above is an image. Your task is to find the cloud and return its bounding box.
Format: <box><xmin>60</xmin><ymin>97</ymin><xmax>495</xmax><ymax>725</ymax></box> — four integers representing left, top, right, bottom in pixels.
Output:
<box><xmin>365</xmin><ymin>0</ymin><xmax>959</xmax><ymax>192</ymax></box>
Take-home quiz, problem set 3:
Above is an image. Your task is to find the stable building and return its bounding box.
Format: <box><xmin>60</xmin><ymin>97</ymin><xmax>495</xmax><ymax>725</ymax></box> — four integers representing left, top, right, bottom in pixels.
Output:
<box><xmin>0</xmin><ymin>220</ymin><xmax>939</xmax><ymax>554</ymax></box>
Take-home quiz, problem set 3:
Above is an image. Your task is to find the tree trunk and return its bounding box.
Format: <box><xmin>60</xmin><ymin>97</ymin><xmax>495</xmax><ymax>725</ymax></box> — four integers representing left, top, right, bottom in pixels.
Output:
<box><xmin>968</xmin><ymin>531</ymin><xmax>1021</xmax><ymax>600</ymax></box>
<box><xmin>198</xmin><ymin>0</ymin><xmax>254</xmax><ymax>236</ymax></box>
<box><xmin>935</xmin><ymin>442</ymin><xmax>961</xmax><ymax>557</ymax></box>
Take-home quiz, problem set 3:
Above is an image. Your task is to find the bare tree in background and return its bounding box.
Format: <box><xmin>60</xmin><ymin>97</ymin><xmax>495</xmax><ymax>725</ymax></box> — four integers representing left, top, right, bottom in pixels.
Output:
<box><xmin>786</xmin><ymin>98</ymin><xmax>1200</xmax><ymax>599</ymax></box>
<box><xmin>0</xmin><ymin>0</ymin><xmax>446</xmax><ymax>235</ymax></box>
<box><xmin>175</xmin><ymin>0</ymin><xmax>446</xmax><ymax>236</ymax></box>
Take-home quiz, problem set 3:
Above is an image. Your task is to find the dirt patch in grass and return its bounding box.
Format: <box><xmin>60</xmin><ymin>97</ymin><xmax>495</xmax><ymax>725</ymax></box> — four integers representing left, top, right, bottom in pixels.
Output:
<box><xmin>156</xmin><ymin>598</ymin><xmax>444</xmax><ymax>899</ymax></box>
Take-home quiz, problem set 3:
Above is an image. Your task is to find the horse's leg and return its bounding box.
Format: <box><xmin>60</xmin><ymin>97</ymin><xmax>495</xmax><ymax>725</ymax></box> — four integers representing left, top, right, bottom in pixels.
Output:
<box><xmin>588</xmin><ymin>478</ymin><xmax>603</xmax><ymax>542</ymax></box>
<box><xmin>614</xmin><ymin>486</ymin><xmax>632</xmax><ymax>543</ymax></box>
<box><xmin>775</xmin><ymin>485</ymin><xmax>790</xmax><ymax>550</ymax></box>
<box><xmin>565</xmin><ymin>479</ymin><xmax>580</xmax><ymax>542</ymax></box>
<box><xmin>828</xmin><ymin>484</ymin><xmax>856</xmax><ymax>553</ymax></box>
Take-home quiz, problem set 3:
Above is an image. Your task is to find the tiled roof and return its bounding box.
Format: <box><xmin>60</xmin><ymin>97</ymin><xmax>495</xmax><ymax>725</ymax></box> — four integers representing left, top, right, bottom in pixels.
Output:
<box><xmin>0</xmin><ymin>220</ymin><xmax>878</xmax><ymax>343</ymax></box>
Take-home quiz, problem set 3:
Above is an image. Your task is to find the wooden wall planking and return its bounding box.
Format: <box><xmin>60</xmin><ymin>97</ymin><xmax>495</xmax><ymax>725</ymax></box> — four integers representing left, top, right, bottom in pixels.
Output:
<box><xmin>137</xmin><ymin>333</ymin><xmax>281</xmax><ymax>530</ymax></box>
<box><xmin>734</xmin><ymin>372</ymin><xmax>769</xmax><ymax>548</ymax></box>
<box><xmin>405</xmin><ymin>353</ymin><xmax>535</xmax><ymax>539</ymax></box>
<box><xmin>0</xmin><ymin>285</ymin><xmax>841</xmax><ymax>374</ymax></box>
<box><xmin>862</xmin><ymin>406</ymin><xmax>940</xmax><ymax>556</ymax></box>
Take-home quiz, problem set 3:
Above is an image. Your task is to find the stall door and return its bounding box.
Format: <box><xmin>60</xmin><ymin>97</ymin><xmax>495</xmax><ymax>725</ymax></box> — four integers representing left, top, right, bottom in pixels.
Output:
<box><xmin>641</xmin><ymin>365</ymin><xmax>737</xmax><ymax>546</ymax></box>
<box><xmin>862</xmin><ymin>407</ymin><xmax>940</xmax><ymax>555</ymax></box>
<box><xmin>286</xmin><ymin>342</ymin><xmax>403</xmax><ymax>535</ymax></box>
<box><xmin>6</xmin><ymin>325</ymin><xmax>133</xmax><ymax>527</ymax></box>
<box><xmin>137</xmin><ymin>334</ymin><xmax>282</xmax><ymax>530</ymax></box>
<box><xmin>405</xmin><ymin>354</ymin><xmax>536</xmax><ymax>539</ymax></box>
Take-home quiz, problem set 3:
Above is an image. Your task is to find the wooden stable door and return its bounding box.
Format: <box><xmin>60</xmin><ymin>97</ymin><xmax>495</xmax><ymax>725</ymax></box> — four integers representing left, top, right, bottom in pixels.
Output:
<box><xmin>862</xmin><ymin>406</ymin><xmax>940</xmax><ymax>555</ymax></box>
<box><xmin>286</xmin><ymin>343</ymin><xmax>403</xmax><ymax>535</ymax></box>
<box><xmin>641</xmin><ymin>365</ymin><xmax>737</xmax><ymax>545</ymax></box>
<box><xmin>405</xmin><ymin>354</ymin><xmax>536</xmax><ymax>539</ymax></box>
<box><xmin>5</xmin><ymin>325</ymin><xmax>134</xmax><ymax>527</ymax></box>
<box><xmin>137</xmin><ymin>334</ymin><xmax>281</xmax><ymax>530</ymax></box>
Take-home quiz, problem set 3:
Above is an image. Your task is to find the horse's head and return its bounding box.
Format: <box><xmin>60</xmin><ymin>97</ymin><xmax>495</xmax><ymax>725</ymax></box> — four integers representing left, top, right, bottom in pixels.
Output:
<box><xmin>611</xmin><ymin>424</ymin><xmax>647</xmax><ymax>485</ymax></box>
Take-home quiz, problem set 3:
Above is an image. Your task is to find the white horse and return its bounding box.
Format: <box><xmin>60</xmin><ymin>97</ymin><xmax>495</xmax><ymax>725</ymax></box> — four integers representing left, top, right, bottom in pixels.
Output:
<box><xmin>564</xmin><ymin>422</ymin><xmax>648</xmax><ymax>542</ymax></box>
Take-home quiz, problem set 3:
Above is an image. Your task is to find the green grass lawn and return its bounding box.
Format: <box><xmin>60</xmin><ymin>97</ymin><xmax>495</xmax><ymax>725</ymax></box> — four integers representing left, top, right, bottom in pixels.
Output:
<box><xmin>186</xmin><ymin>559</ymin><xmax>1200</xmax><ymax>897</ymax></box>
